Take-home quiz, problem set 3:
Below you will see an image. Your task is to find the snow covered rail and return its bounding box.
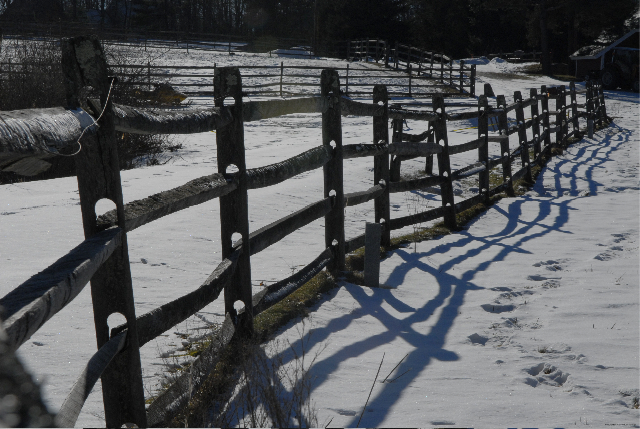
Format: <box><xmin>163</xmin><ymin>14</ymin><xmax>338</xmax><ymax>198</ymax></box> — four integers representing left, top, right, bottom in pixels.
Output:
<box><xmin>0</xmin><ymin>36</ymin><xmax>610</xmax><ymax>427</ymax></box>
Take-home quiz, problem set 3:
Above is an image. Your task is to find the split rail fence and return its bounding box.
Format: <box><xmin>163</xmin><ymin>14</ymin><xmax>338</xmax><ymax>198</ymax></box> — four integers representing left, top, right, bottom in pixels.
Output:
<box><xmin>348</xmin><ymin>38</ymin><xmax>476</xmax><ymax>96</ymax></box>
<box><xmin>111</xmin><ymin>58</ymin><xmax>473</xmax><ymax>100</ymax></box>
<box><xmin>0</xmin><ymin>36</ymin><xmax>608</xmax><ymax>427</ymax></box>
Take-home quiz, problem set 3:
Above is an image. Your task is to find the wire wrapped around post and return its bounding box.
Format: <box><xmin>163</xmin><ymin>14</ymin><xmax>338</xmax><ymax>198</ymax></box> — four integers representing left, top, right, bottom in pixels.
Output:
<box><xmin>61</xmin><ymin>36</ymin><xmax>147</xmax><ymax>428</ymax></box>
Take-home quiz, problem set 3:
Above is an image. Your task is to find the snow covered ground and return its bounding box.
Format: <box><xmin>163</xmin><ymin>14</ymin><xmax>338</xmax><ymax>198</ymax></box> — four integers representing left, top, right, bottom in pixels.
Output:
<box><xmin>1</xmin><ymin>45</ymin><xmax>638</xmax><ymax>427</ymax></box>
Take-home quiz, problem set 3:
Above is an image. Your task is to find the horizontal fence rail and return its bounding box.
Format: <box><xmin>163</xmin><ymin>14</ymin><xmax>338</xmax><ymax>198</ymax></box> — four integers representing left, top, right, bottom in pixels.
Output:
<box><xmin>0</xmin><ymin>35</ymin><xmax>609</xmax><ymax>427</ymax></box>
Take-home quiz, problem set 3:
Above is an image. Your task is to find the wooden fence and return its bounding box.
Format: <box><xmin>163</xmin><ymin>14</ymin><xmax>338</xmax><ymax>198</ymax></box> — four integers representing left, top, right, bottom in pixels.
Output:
<box><xmin>348</xmin><ymin>38</ymin><xmax>476</xmax><ymax>96</ymax></box>
<box><xmin>109</xmin><ymin>60</ymin><xmax>472</xmax><ymax>100</ymax></box>
<box><xmin>0</xmin><ymin>36</ymin><xmax>608</xmax><ymax>427</ymax></box>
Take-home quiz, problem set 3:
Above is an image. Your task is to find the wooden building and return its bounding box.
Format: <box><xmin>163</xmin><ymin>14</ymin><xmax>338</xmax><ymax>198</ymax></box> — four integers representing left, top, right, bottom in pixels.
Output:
<box><xmin>570</xmin><ymin>29</ymin><xmax>639</xmax><ymax>80</ymax></box>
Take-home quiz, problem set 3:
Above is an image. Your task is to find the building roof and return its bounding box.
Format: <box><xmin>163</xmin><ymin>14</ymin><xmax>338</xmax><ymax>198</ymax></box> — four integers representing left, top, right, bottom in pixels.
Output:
<box><xmin>570</xmin><ymin>29</ymin><xmax>639</xmax><ymax>60</ymax></box>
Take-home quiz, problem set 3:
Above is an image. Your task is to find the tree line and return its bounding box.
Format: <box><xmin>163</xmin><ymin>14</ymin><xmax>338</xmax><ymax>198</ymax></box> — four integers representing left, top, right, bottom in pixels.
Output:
<box><xmin>0</xmin><ymin>0</ymin><xmax>637</xmax><ymax>66</ymax></box>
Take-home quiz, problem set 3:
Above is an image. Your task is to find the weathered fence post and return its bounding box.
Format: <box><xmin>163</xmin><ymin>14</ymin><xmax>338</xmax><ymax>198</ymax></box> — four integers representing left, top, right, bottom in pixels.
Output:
<box><xmin>593</xmin><ymin>81</ymin><xmax>602</xmax><ymax>129</ymax></box>
<box><xmin>432</xmin><ymin>96</ymin><xmax>457</xmax><ymax>229</ymax></box>
<box><xmin>321</xmin><ymin>69</ymin><xmax>345</xmax><ymax>271</ymax></box>
<box><xmin>373</xmin><ymin>85</ymin><xmax>391</xmax><ymax>248</ymax></box>
<box><xmin>390</xmin><ymin>117</ymin><xmax>402</xmax><ymax>182</ymax></box>
<box><xmin>570</xmin><ymin>81</ymin><xmax>579</xmax><ymax>135</ymax></box>
<box><xmin>347</xmin><ymin>41</ymin><xmax>351</xmax><ymax>61</ymax></box>
<box><xmin>408</xmin><ymin>64</ymin><xmax>412</xmax><ymax>97</ymax></box>
<box><xmin>496</xmin><ymin>94</ymin><xmax>515</xmax><ymax>197</ymax></box>
<box><xmin>366</xmin><ymin>39</ymin><xmax>370</xmax><ymax>61</ymax></box>
<box><xmin>364</xmin><ymin>223</ymin><xmax>382</xmax><ymax>287</ymax></box>
<box><xmin>280</xmin><ymin>61</ymin><xmax>284</xmax><ymax>97</ymax></box>
<box><xmin>375</xmin><ymin>39</ymin><xmax>380</xmax><ymax>62</ymax></box>
<box><xmin>586</xmin><ymin>81</ymin><xmax>594</xmax><ymax>138</ymax></box>
<box><xmin>214</xmin><ymin>67</ymin><xmax>253</xmax><ymax>336</ymax></box>
<box><xmin>470</xmin><ymin>64</ymin><xmax>476</xmax><ymax>96</ymax></box>
<box><xmin>514</xmin><ymin>91</ymin><xmax>532</xmax><ymax>183</ymax></box>
<box><xmin>440</xmin><ymin>55</ymin><xmax>444</xmax><ymax>83</ymax></box>
<box><xmin>61</xmin><ymin>36</ymin><xmax>147</xmax><ymax>428</ymax></box>
<box><xmin>598</xmin><ymin>83</ymin><xmax>607</xmax><ymax>125</ymax></box>
<box><xmin>478</xmin><ymin>95</ymin><xmax>490</xmax><ymax>203</ymax></box>
<box><xmin>530</xmin><ymin>88</ymin><xmax>542</xmax><ymax>161</ymax></box>
<box><xmin>458</xmin><ymin>60</ymin><xmax>465</xmax><ymax>93</ymax></box>
<box><xmin>540</xmin><ymin>85</ymin><xmax>552</xmax><ymax>148</ymax></box>
<box><xmin>555</xmin><ymin>85</ymin><xmax>565</xmax><ymax>147</ymax></box>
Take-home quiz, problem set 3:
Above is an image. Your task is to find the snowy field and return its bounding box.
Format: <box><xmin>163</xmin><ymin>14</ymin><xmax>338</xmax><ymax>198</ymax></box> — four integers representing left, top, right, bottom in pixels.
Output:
<box><xmin>0</xmin><ymin>45</ymin><xmax>638</xmax><ymax>427</ymax></box>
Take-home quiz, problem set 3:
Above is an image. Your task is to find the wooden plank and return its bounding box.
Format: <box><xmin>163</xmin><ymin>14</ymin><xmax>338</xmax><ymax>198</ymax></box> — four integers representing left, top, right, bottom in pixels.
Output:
<box><xmin>97</xmin><ymin>173</ymin><xmax>237</xmax><ymax>232</ymax></box>
<box><xmin>62</xmin><ymin>36</ymin><xmax>147</xmax><ymax>427</ymax></box>
<box><xmin>322</xmin><ymin>69</ymin><xmax>345</xmax><ymax>272</ymax></box>
<box><xmin>345</xmin><ymin>232</ymin><xmax>366</xmax><ymax>254</ymax></box>
<box><xmin>215</xmin><ymin>67</ymin><xmax>253</xmax><ymax>336</ymax></box>
<box><xmin>389</xmin><ymin>142</ymin><xmax>442</xmax><ymax>156</ymax></box>
<box><xmin>345</xmin><ymin>184</ymin><xmax>386</xmax><ymax>207</ymax></box>
<box><xmin>451</xmin><ymin>162</ymin><xmax>486</xmax><ymax>180</ymax></box>
<box><xmin>252</xmin><ymin>247</ymin><xmax>333</xmax><ymax>315</ymax></box>
<box><xmin>246</xmin><ymin>145</ymin><xmax>332</xmax><ymax>189</ymax></box>
<box><xmin>389</xmin><ymin>176</ymin><xmax>443</xmax><ymax>193</ymax></box>
<box><xmin>55</xmin><ymin>331</ymin><xmax>127</xmax><ymax>428</ymax></box>
<box><xmin>448</xmin><ymin>137</ymin><xmax>485</xmax><ymax>155</ymax></box>
<box><xmin>88</xmin><ymin>99</ymin><xmax>232</xmax><ymax>135</ymax></box>
<box><xmin>0</xmin><ymin>107</ymin><xmax>97</xmax><ymax>174</ymax></box>
<box><xmin>388</xmin><ymin>109</ymin><xmax>439</xmax><ymax>121</ymax></box>
<box><xmin>454</xmin><ymin>193</ymin><xmax>486</xmax><ymax>213</ymax></box>
<box><xmin>343</xmin><ymin>143</ymin><xmax>388</xmax><ymax>159</ymax></box>
<box><xmin>244</xmin><ymin>97</ymin><xmax>328</xmax><ymax>121</ymax></box>
<box><xmin>237</xmin><ymin>198</ymin><xmax>333</xmax><ymax>256</ymax></box>
<box><xmin>446</xmin><ymin>111</ymin><xmax>480</xmax><ymax>121</ymax></box>
<box><xmin>398</xmin><ymin>129</ymin><xmax>432</xmax><ymax>143</ymax></box>
<box><xmin>0</xmin><ymin>227</ymin><xmax>123</xmax><ymax>352</ymax></box>
<box><xmin>340</xmin><ymin>98</ymin><xmax>385</xmax><ymax>117</ymax></box>
<box><xmin>122</xmin><ymin>254</ymin><xmax>238</xmax><ymax>347</ymax></box>
<box><xmin>388</xmin><ymin>206</ymin><xmax>446</xmax><ymax>231</ymax></box>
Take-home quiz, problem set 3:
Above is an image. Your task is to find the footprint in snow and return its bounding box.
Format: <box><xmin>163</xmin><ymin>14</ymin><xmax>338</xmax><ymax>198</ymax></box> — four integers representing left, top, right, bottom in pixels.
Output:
<box><xmin>467</xmin><ymin>333</ymin><xmax>489</xmax><ymax>346</ymax></box>
<box><xmin>526</xmin><ymin>274</ymin><xmax>562</xmax><ymax>283</ymax></box>
<box><xmin>481</xmin><ymin>303</ymin><xmax>516</xmax><ymax>313</ymax></box>
<box><xmin>524</xmin><ymin>363</ymin><xmax>570</xmax><ymax>388</ymax></box>
<box><xmin>532</xmin><ymin>259</ymin><xmax>567</xmax><ymax>271</ymax></box>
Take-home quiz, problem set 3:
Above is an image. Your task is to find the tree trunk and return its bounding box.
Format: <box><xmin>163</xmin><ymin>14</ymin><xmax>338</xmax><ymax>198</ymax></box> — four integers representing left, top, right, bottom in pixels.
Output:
<box><xmin>539</xmin><ymin>0</ymin><xmax>551</xmax><ymax>75</ymax></box>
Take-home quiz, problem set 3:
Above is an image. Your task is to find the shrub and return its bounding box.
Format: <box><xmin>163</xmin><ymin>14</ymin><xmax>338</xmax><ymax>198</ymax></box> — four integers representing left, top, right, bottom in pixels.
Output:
<box><xmin>0</xmin><ymin>37</ymin><xmax>181</xmax><ymax>184</ymax></box>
